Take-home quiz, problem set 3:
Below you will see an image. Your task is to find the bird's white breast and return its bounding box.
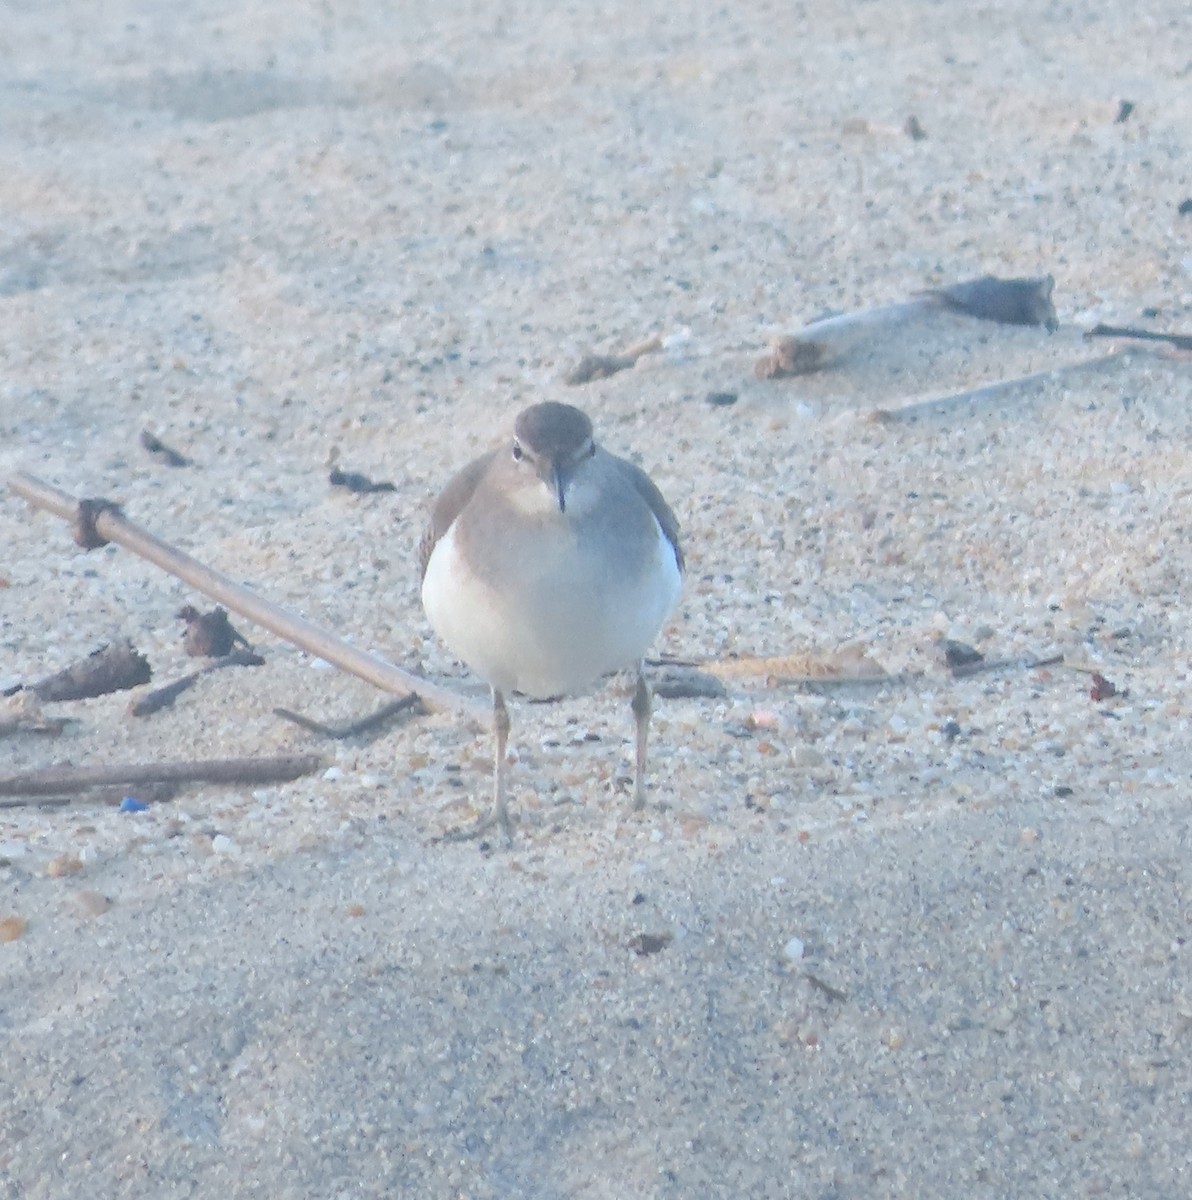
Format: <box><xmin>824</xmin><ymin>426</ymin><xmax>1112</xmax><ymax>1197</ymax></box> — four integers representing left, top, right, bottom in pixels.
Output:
<box><xmin>421</xmin><ymin>505</ymin><xmax>681</xmax><ymax>698</ymax></box>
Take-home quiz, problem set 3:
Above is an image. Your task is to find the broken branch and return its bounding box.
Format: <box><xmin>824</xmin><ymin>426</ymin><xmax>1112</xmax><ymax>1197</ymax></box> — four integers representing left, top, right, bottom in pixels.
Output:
<box><xmin>0</xmin><ymin>754</ymin><xmax>324</xmax><ymax>798</ymax></box>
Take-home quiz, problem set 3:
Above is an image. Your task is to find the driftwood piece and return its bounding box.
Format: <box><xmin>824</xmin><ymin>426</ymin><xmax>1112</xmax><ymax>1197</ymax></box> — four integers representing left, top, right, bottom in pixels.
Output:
<box><xmin>0</xmin><ymin>715</ymin><xmax>70</xmax><ymax>737</ymax></box>
<box><xmin>29</xmin><ymin>640</ymin><xmax>151</xmax><ymax>701</ymax></box>
<box><xmin>5</xmin><ymin>471</ymin><xmax>483</xmax><ymax>723</ymax></box>
<box><xmin>928</xmin><ymin>276</ymin><xmax>1058</xmax><ymax>328</ymax></box>
<box><xmin>0</xmin><ymin>754</ymin><xmax>324</xmax><ymax>798</ymax></box>
<box><xmin>699</xmin><ymin>644</ymin><xmax>1060</xmax><ymax>693</ymax></box>
<box><xmin>755</xmin><ymin>274</ymin><xmax>1057</xmax><ymax>379</ymax></box>
<box><xmin>706</xmin><ymin>645</ymin><xmax>889</xmax><ymax>682</ymax></box>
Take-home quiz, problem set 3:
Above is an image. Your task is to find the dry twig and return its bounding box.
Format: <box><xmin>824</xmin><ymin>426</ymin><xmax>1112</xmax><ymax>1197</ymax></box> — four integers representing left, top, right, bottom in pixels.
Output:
<box><xmin>273</xmin><ymin>694</ymin><xmax>421</xmax><ymax>740</ymax></box>
<box><xmin>870</xmin><ymin>351</ymin><xmax>1127</xmax><ymax>423</ymax></box>
<box><xmin>948</xmin><ymin>653</ymin><xmax>1063</xmax><ymax>679</ymax></box>
<box><xmin>140</xmin><ymin>430</ymin><xmax>191</xmax><ymax>467</ymax></box>
<box><xmin>1085</xmin><ymin>323</ymin><xmax>1192</xmax><ymax>352</ymax></box>
<box><xmin>565</xmin><ymin>334</ymin><xmax>662</xmax><ymax>385</ymax></box>
<box><xmin>130</xmin><ymin>648</ymin><xmax>265</xmax><ymax>717</ymax></box>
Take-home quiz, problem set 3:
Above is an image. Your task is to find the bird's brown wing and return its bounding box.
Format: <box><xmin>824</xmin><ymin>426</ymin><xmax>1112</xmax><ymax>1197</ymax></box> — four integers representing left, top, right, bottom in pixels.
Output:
<box><xmin>417</xmin><ymin>450</ymin><xmax>498</xmax><ymax>583</ymax></box>
<box><xmin>618</xmin><ymin>458</ymin><xmax>684</xmax><ymax>573</ymax></box>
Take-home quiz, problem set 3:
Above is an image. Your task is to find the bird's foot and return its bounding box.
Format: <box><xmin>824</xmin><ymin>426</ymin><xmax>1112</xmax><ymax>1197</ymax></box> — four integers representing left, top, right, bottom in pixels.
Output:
<box><xmin>440</xmin><ymin>805</ymin><xmax>515</xmax><ymax>847</ymax></box>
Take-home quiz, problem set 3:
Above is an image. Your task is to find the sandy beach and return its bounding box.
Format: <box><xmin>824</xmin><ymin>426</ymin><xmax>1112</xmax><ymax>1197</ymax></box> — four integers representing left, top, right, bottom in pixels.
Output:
<box><xmin>3</xmin><ymin>2</ymin><xmax>1192</xmax><ymax>1196</ymax></box>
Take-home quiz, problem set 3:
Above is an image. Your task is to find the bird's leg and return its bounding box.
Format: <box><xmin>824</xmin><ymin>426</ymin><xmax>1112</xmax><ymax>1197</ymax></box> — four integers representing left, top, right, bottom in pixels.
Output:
<box><xmin>630</xmin><ymin>666</ymin><xmax>652</xmax><ymax>810</ymax></box>
<box><xmin>490</xmin><ymin>687</ymin><xmax>513</xmax><ymax>840</ymax></box>
<box><xmin>444</xmin><ymin>687</ymin><xmax>514</xmax><ymax>844</ymax></box>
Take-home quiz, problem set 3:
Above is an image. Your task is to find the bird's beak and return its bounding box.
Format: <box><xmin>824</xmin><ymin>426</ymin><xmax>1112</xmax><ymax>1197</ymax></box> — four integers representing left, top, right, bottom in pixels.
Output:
<box><xmin>538</xmin><ymin>458</ymin><xmax>571</xmax><ymax>512</ymax></box>
<box><xmin>550</xmin><ymin>461</ymin><xmax>570</xmax><ymax>512</ymax></box>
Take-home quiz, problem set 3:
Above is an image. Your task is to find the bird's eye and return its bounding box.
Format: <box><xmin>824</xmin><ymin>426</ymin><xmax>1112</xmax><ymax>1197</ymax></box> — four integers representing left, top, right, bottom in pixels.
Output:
<box><xmin>512</xmin><ymin>442</ymin><xmax>524</xmax><ymax>462</ymax></box>
<box><xmin>587</xmin><ymin>442</ymin><xmax>596</xmax><ymax>458</ymax></box>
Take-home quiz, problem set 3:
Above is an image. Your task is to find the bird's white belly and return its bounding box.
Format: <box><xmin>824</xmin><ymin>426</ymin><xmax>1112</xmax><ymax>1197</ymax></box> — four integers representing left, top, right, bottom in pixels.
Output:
<box><xmin>421</xmin><ymin>517</ymin><xmax>681</xmax><ymax>698</ymax></box>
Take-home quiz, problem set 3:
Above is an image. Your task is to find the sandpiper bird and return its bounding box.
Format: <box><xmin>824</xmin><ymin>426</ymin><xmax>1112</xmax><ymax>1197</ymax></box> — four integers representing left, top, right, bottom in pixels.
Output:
<box><xmin>419</xmin><ymin>401</ymin><xmax>684</xmax><ymax>839</ymax></box>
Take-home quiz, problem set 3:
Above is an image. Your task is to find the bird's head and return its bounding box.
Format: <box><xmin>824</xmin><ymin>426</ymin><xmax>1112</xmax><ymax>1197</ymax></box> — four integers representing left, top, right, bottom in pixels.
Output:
<box><xmin>509</xmin><ymin>401</ymin><xmax>597</xmax><ymax>513</ymax></box>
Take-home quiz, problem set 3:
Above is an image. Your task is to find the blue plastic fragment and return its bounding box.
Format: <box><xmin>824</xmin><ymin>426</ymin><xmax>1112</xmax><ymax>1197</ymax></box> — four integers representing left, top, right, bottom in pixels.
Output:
<box><xmin>118</xmin><ymin>796</ymin><xmax>150</xmax><ymax>813</ymax></box>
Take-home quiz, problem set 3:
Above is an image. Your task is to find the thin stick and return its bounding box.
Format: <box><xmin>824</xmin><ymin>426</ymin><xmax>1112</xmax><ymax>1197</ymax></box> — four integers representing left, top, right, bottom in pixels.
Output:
<box><xmin>0</xmin><ymin>795</ymin><xmax>72</xmax><ymax>811</ymax></box>
<box><xmin>871</xmin><ymin>352</ymin><xmax>1126</xmax><ymax>422</ymax></box>
<box><xmin>805</xmin><ymin>974</ymin><xmax>849</xmax><ymax>1002</ymax></box>
<box><xmin>768</xmin><ymin>671</ymin><xmax>919</xmax><ymax>691</ymax></box>
<box><xmin>273</xmin><ymin>694</ymin><xmax>420</xmax><ymax>740</ymax></box>
<box><xmin>1085</xmin><ymin>323</ymin><xmax>1192</xmax><ymax>351</ymax></box>
<box><xmin>129</xmin><ymin>648</ymin><xmax>265</xmax><ymax>718</ymax></box>
<box><xmin>949</xmin><ymin>653</ymin><xmax>1063</xmax><ymax>679</ymax></box>
<box><xmin>0</xmin><ymin>754</ymin><xmax>324</xmax><ymax>797</ymax></box>
<box><xmin>6</xmin><ymin>471</ymin><xmax>483</xmax><ymax>723</ymax></box>
<box><xmin>731</xmin><ymin>654</ymin><xmax>1061</xmax><ymax>691</ymax></box>
<box><xmin>0</xmin><ymin>782</ymin><xmax>181</xmax><ymax>810</ymax></box>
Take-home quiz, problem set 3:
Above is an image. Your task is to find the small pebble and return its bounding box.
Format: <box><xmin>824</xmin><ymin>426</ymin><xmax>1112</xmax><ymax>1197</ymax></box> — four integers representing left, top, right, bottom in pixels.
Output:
<box><xmin>72</xmin><ymin>890</ymin><xmax>112</xmax><ymax>918</ymax></box>
<box><xmin>0</xmin><ymin>914</ymin><xmax>28</xmax><ymax>942</ymax></box>
<box><xmin>46</xmin><ymin>854</ymin><xmax>84</xmax><ymax>878</ymax></box>
<box><xmin>119</xmin><ymin>796</ymin><xmax>150</xmax><ymax>813</ymax></box>
<box><xmin>629</xmin><ymin>931</ymin><xmax>672</xmax><ymax>956</ymax></box>
<box><xmin>904</xmin><ymin>114</ymin><xmax>928</xmax><ymax>140</ymax></box>
<box><xmin>211</xmin><ymin>834</ymin><xmax>240</xmax><ymax>856</ymax></box>
<box><xmin>747</xmin><ymin>709</ymin><xmax>781</xmax><ymax>731</ymax></box>
<box><xmin>783</xmin><ymin>936</ymin><xmax>805</xmax><ymax>962</ymax></box>
<box><xmin>323</xmin><ymin>766</ymin><xmax>346</xmax><ymax>782</ymax></box>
